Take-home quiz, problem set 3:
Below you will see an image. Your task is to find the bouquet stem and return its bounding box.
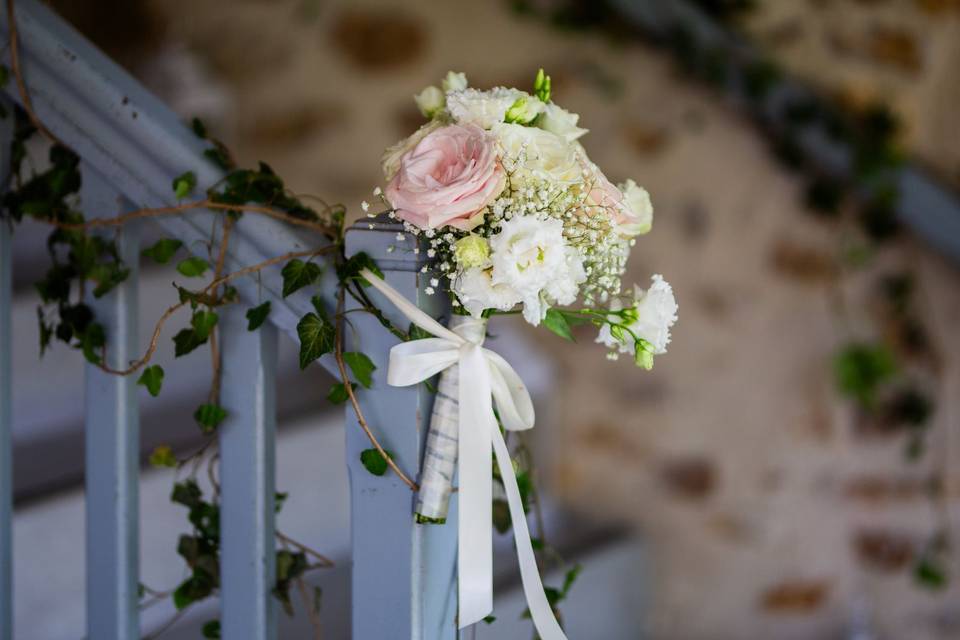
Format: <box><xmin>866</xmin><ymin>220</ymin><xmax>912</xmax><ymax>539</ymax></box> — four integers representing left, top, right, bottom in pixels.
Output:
<box><xmin>414</xmin><ymin>315</ymin><xmax>487</xmax><ymax>524</ymax></box>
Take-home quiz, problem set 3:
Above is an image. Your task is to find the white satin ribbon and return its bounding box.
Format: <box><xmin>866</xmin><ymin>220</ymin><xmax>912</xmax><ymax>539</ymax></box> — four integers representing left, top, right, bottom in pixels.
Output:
<box><xmin>360</xmin><ymin>269</ymin><xmax>567</xmax><ymax>638</ymax></box>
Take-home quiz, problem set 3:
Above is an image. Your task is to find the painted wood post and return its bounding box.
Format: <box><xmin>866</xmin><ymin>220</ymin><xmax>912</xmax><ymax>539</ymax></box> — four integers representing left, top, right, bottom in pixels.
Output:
<box><xmin>344</xmin><ymin>216</ymin><xmax>459</xmax><ymax>640</ymax></box>
<box><xmin>219</xmin><ymin>305</ymin><xmax>278</xmax><ymax>640</ymax></box>
<box><xmin>0</xmin><ymin>99</ymin><xmax>15</xmax><ymax>640</ymax></box>
<box><xmin>82</xmin><ymin>165</ymin><xmax>140</xmax><ymax>639</ymax></box>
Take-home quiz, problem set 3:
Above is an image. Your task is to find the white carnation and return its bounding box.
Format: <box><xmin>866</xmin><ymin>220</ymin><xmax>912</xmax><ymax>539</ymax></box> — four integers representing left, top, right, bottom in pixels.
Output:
<box><xmin>442</xmin><ymin>71</ymin><xmax>468</xmax><ymax>92</ymax></box>
<box><xmin>597</xmin><ymin>275</ymin><xmax>678</xmax><ymax>355</ymax></box>
<box><xmin>489</xmin><ymin>216</ymin><xmax>586</xmax><ymax>325</ymax></box>
<box><xmin>537</xmin><ymin>103</ymin><xmax>588</xmax><ymax>142</ymax></box>
<box><xmin>452</xmin><ymin>267</ymin><xmax>521</xmax><ymax>318</ymax></box>
<box><xmin>492</xmin><ymin>122</ymin><xmax>581</xmax><ymax>185</ymax></box>
<box><xmin>446</xmin><ymin>87</ymin><xmax>542</xmax><ymax>129</ymax></box>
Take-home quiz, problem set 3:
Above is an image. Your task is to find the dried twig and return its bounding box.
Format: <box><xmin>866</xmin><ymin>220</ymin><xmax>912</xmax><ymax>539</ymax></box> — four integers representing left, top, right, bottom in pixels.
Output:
<box><xmin>334</xmin><ymin>286</ymin><xmax>418</xmax><ymax>491</ymax></box>
<box><xmin>98</xmin><ymin>246</ymin><xmax>332</xmax><ymax>376</ymax></box>
<box><xmin>5</xmin><ymin>0</ymin><xmax>62</xmax><ymax>145</ymax></box>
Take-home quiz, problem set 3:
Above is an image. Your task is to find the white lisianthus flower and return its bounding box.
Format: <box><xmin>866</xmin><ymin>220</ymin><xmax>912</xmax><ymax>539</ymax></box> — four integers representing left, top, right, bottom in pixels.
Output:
<box><xmin>381</xmin><ymin>120</ymin><xmax>444</xmax><ymax>181</ymax></box>
<box><xmin>489</xmin><ymin>216</ymin><xmax>586</xmax><ymax>325</ymax></box>
<box><xmin>537</xmin><ymin>103</ymin><xmax>588</xmax><ymax>142</ymax></box>
<box><xmin>492</xmin><ymin>122</ymin><xmax>581</xmax><ymax>185</ymax></box>
<box><xmin>597</xmin><ymin>275</ymin><xmax>678</xmax><ymax>367</ymax></box>
<box><xmin>414</xmin><ymin>86</ymin><xmax>445</xmax><ymax>119</ymax></box>
<box><xmin>446</xmin><ymin>87</ymin><xmax>542</xmax><ymax>129</ymax></box>
<box><xmin>617</xmin><ymin>179</ymin><xmax>654</xmax><ymax>236</ymax></box>
<box><xmin>453</xmin><ymin>267</ymin><xmax>521</xmax><ymax>317</ymax></box>
<box><xmin>442</xmin><ymin>70</ymin><xmax>468</xmax><ymax>92</ymax></box>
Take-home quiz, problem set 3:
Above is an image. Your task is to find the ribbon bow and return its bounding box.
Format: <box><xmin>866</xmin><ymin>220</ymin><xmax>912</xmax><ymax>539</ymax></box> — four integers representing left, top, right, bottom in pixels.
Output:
<box><xmin>361</xmin><ymin>269</ymin><xmax>567</xmax><ymax>638</ymax></box>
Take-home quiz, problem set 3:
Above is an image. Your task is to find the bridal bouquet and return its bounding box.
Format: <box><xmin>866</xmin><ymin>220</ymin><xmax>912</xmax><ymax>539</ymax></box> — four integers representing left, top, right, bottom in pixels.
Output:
<box><xmin>375</xmin><ymin>69</ymin><xmax>678</xmax><ymax>519</ymax></box>
<box><xmin>364</xmin><ymin>69</ymin><xmax>677</xmax><ymax>634</ymax></box>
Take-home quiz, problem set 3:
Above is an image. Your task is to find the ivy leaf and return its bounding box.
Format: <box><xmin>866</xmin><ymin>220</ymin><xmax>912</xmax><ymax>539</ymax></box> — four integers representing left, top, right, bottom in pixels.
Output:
<box><xmin>201</xmin><ymin>620</ymin><xmax>221</xmax><ymax>639</ymax></box>
<box><xmin>142</xmin><ymin>238</ymin><xmax>183</xmax><ymax>264</ymax></box>
<box><xmin>360</xmin><ymin>448</ymin><xmax>392</xmax><ymax>476</ymax></box>
<box><xmin>176</xmin><ymin>257</ymin><xmax>209</xmax><ymax>278</ymax></box>
<box><xmin>492</xmin><ymin>499</ymin><xmax>511</xmax><ymax>534</ymax></box>
<box><xmin>194</xmin><ymin>404</ymin><xmax>227</xmax><ymax>433</ymax></box>
<box><xmin>915</xmin><ymin>556</ymin><xmax>948</xmax><ymax>590</ymax></box>
<box><xmin>191</xmin><ymin>117</ymin><xmax>208</xmax><ymax>139</ymax></box>
<box><xmin>191</xmin><ymin>310</ymin><xmax>219</xmax><ymax>340</ymax></box>
<box><xmin>171</xmin><ymin>479</ymin><xmax>203</xmax><ymax>508</ymax></box>
<box><xmin>246</xmin><ymin>301</ymin><xmax>271</xmax><ymax>331</ymax></box>
<box><xmin>80</xmin><ymin>322</ymin><xmax>106</xmax><ymax>365</ymax></box>
<box><xmin>149</xmin><ymin>445</ymin><xmax>177</xmax><ymax>468</ymax></box>
<box><xmin>834</xmin><ymin>343</ymin><xmax>897</xmax><ymax>408</ymax></box>
<box><xmin>297</xmin><ymin>311</ymin><xmax>335</xmax><ymax>369</ymax></box>
<box><xmin>343</xmin><ymin>352</ymin><xmax>376</xmax><ymax>388</ymax></box>
<box><xmin>543</xmin><ymin>308</ymin><xmax>574</xmax><ymax>341</ymax></box>
<box><xmin>281</xmin><ymin>259</ymin><xmax>322</xmax><ymax>297</ymax></box>
<box><xmin>173</xmin><ymin>327</ymin><xmax>206</xmax><ymax>357</ymax></box>
<box><xmin>172</xmin><ymin>171</ymin><xmax>197</xmax><ymax>200</ymax></box>
<box><xmin>327</xmin><ymin>383</ymin><xmax>349</xmax><ymax>404</ymax></box>
<box><xmin>337</xmin><ymin>252</ymin><xmax>383</xmax><ymax>286</ymax></box>
<box><xmin>137</xmin><ymin>365</ymin><xmax>164</xmax><ymax>397</ymax></box>
<box><xmin>274</xmin><ymin>492</ymin><xmax>289</xmax><ymax>514</ymax></box>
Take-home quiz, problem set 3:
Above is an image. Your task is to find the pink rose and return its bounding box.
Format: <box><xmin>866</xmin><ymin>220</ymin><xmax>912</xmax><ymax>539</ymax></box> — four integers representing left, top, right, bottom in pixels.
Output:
<box><xmin>385</xmin><ymin>124</ymin><xmax>505</xmax><ymax>231</ymax></box>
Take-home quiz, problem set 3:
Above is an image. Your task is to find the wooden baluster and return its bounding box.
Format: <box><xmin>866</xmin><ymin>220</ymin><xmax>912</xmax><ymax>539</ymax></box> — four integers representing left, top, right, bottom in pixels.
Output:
<box><xmin>344</xmin><ymin>217</ymin><xmax>459</xmax><ymax>639</ymax></box>
<box><xmin>82</xmin><ymin>165</ymin><xmax>140</xmax><ymax>639</ymax></box>
<box><xmin>0</xmin><ymin>99</ymin><xmax>15</xmax><ymax>640</ymax></box>
<box><xmin>219</xmin><ymin>305</ymin><xmax>278</xmax><ymax>640</ymax></box>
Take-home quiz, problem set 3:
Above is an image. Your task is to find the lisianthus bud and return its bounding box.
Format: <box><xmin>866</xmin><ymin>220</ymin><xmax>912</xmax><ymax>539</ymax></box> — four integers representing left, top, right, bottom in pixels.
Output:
<box><xmin>442</xmin><ymin>71</ymin><xmax>468</xmax><ymax>93</ymax></box>
<box><xmin>414</xmin><ymin>86</ymin><xmax>445</xmax><ymax>118</ymax></box>
<box><xmin>504</xmin><ymin>96</ymin><xmax>545</xmax><ymax>125</ymax></box>
<box><xmin>453</xmin><ymin>234</ymin><xmax>491</xmax><ymax>268</ymax></box>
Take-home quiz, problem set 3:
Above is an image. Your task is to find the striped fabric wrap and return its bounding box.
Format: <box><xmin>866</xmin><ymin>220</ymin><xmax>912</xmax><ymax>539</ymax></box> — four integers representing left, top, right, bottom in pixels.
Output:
<box><xmin>414</xmin><ymin>315</ymin><xmax>488</xmax><ymax>523</ymax></box>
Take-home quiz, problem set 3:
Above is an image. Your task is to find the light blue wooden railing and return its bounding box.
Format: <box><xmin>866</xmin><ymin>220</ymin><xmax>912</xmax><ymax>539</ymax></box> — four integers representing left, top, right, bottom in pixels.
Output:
<box><xmin>0</xmin><ymin>1</ymin><xmax>457</xmax><ymax>638</ymax></box>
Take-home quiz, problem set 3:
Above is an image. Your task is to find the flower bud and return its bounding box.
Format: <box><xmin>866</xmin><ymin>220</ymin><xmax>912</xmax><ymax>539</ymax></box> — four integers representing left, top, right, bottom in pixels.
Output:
<box><xmin>414</xmin><ymin>86</ymin><xmax>445</xmax><ymax>118</ymax></box>
<box><xmin>453</xmin><ymin>234</ymin><xmax>491</xmax><ymax>269</ymax></box>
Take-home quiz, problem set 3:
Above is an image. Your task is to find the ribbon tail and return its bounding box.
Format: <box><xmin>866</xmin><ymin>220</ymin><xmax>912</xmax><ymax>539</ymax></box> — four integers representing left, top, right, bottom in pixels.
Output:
<box><xmin>457</xmin><ymin>344</ymin><xmax>494</xmax><ymax>628</ymax></box>
<box><xmin>491</xmin><ymin>427</ymin><xmax>568</xmax><ymax>640</ymax></box>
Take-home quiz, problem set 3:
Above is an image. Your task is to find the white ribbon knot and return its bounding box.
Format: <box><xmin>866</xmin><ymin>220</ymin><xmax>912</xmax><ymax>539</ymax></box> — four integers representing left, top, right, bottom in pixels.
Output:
<box><xmin>361</xmin><ymin>269</ymin><xmax>567</xmax><ymax>639</ymax></box>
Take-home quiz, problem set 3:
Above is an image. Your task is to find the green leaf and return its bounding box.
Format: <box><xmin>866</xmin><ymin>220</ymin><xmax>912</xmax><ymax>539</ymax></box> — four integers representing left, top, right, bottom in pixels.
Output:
<box><xmin>246</xmin><ymin>301</ymin><xmax>271</xmax><ymax>331</ymax></box>
<box><xmin>194</xmin><ymin>404</ymin><xmax>227</xmax><ymax>433</ymax></box>
<box><xmin>343</xmin><ymin>352</ymin><xmax>376</xmax><ymax>388</ymax></box>
<box><xmin>171</xmin><ymin>480</ymin><xmax>203</xmax><ymax>508</ymax></box>
<box><xmin>172</xmin><ymin>171</ymin><xmax>197</xmax><ymax>199</ymax></box>
<box><xmin>137</xmin><ymin>365</ymin><xmax>164</xmax><ymax>397</ymax></box>
<box><xmin>915</xmin><ymin>556</ymin><xmax>948</xmax><ymax>589</ymax></box>
<box><xmin>281</xmin><ymin>259</ymin><xmax>322</xmax><ymax>297</ymax></box>
<box><xmin>142</xmin><ymin>238</ymin><xmax>183</xmax><ymax>264</ymax></box>
<box><xmin>337</xmin><ymin>251</ymin><xmax>383</xmax><ymax>286</ymax></box>
<box><xmin>483</xmin><ymin>615</ymin><xmax>496</xmax><ymax>624</ymax></box>
<box><xmin>360</xmin><ymin>448</ymin><xmax>392</xmax><ymax>476</ymax></box>
<box><xmin>80</xmin><ymin>322</ymin><xmax>106</xmax><ymax>365</ymax></box>
<box><xmin>176</xmin><ymin>256</ymin><xmax>209</xmax><ymax>278</ymax></box>
<box><xmin>191</xmin><ymin>310</ymin><xmax>219</xmax><ymax>340</ymax></box>
<box><xmin>327</xmin><ymin>383</ymin><xmax>349</xmax><ymax>404</ymax></box>
<box><xmin>173</xmin><ymin>327</ymin><xmax>206</xmax><ymax>357</ymax></box>
<box><xmin>543</xmin><ymin>308</ymin><xmax>574</xmax><ymax>341</ymax></box>
<box><xmin>191</xmin><ymin>117</ymin><xmax>208</xmax><ymax>139</ymax></box>
<box><xmin>201</xmin><ymin>620</ymin><xmax>221</xmax><ymax>639</ymax></box>
<box><xmin>297</xmin><ymin>311</ymin><xmax>335</xmax><ymax>369</ymax></box>
<box><xmin>149</xmin><ymin>445</ymin><xmax>177</xmax><ymax>468</ymax></box>
<box><xmin>274</xmin><ymin>492</ymin><xmax>289</xmax><ymax>513</ymax></box>
<box><xmin>492</xmin><ymin>499</ymin><xmax>511</xmax><ymax>534</ymax></box>
<box><xmin>834</xmin><ymin>343</ymin><xmax>897</xmax><ymax>408</ymax></box>
<box><xmin>561</xmin><ymin>563</ymin><xmax>582</xmax><ymax>596</ymax></box>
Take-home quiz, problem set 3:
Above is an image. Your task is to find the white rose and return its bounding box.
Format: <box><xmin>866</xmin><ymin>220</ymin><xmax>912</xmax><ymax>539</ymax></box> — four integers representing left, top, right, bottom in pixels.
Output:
<box><xmin>537</xmin><ymin>103</ymin><xmax>588</xmax><ymax>142</ymax></box>
<box><xmin>597</xmin><ymin>274</ymin><xmax>678</xmax><ymax>356</ymax></box>
<box><xmin>446</xmin><ymin>87</ymin><xmax>540</xmax><ymax>129</ymax></box>
<box><xmin>381</xmin><ymin>120</ymin><xmax>444</xmax><ymax>181</ymax></box>
<box><xmin>492</xmin><ymin>122</ymin><xmax>581</xmax><ymax>185</ymax></box>
<box><xmin>452</xmin><ymin>267</ymin><xmax>521</xmax><ymax>318</ymax></box>
<box><xmin>489</xmin><ymin>216</ymin><xmax>586</xmax><ymax>325</ymax></box>
<box><xmin>414</xmin><ymin>85</ymin><xmax>445</xmax><ymax>119</ymax></box>
<box><xmin>442</xmin><ymin>71</ymin><xmax>468</xmax><ymax>92</ymax></box>
<box><xmin>617</xmin><ymin>179</ymin><xmax>653</xmax><ymax>236</ymax></box>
